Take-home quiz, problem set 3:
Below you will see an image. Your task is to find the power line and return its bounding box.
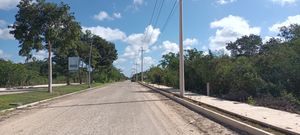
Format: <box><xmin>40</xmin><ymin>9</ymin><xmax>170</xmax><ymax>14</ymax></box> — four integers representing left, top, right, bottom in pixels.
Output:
<box><xmin>136</xmin><ymin>0</ymin><xmax>158</xmax><ymax>80</ymax></box>
<box><xmin>142</xmin><ymin>0</ymin><xmax>158</xmax><ymax>45</ymax></box>
<box><xmin>161</xmin><ymin>0</ymin><xmax>178</xmax><ymax>34</ymax></box>
<box><xmin>137</xmin><ymin>0</ymin><xmax>176</xmax><ymax>81</ymax></box>
<box><xmin>146</xmin><ymin>0</ymin><xmax>165</xmax><ymax>44</ymax></box>
<box><xmin>150</xmin><ymin>0</ymin><xmax>178</xmax><ymax>48</ymax></box>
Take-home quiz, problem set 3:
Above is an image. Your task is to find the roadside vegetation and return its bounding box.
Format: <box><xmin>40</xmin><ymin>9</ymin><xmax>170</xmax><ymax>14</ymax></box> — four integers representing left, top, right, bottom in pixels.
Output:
<box><xmin>0</xmin><ymin>83</ymin><xmax>103</xmax><ymax>111</ymax></box>
<box><xmin>135</xmin><ymin>24</ymin><xmax>300</xmax><ymax>114</ymax></box>
<box><xmin>0</xmin><ymin>0</ymin><xmax>126</xmax><ymax>88</ymax></box>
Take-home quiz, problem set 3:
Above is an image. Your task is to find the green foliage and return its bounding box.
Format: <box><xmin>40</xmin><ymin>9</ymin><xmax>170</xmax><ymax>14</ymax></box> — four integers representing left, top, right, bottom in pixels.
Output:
<box><xmin>93</xmin><ymin>66</ymin><xmax>126</xmax><ymax>83</ymax></box>
<box><xmin>246</xmin><ymin>96</ymin><xmax>256</xmax><ymax>105</ymax></box>
<box><xmin>143</xmin><ymin>24</ymin><xmax>300</xmax><ymax>112</ymax></box>
<box><xmin>2</xmin><ymin>0</ymin><xmax>125</xmax><ymax>87</ymax></box>
<box><xmin>226</xmin><ymin>34</ymin><xmax>262</xmax><ymax>57</ymax></box>
<box><xmin>10</xmin><ymin>0</ymin><xmax>81</xmax><ymax>60</ymax></box>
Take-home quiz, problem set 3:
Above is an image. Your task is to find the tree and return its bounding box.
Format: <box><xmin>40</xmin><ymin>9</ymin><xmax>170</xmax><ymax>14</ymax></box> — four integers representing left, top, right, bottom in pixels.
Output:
<box><xmin>226</xmin><ymin>34</ymin><xmax>262</xmax><ymax>57</ymax></box>
<box><xmin>279</xmin><ymin>24</ymin><xmax>300</xmax><ymax>41</ymax></box>
<box><xmin>10</xmin><ymin>0</ymin><xmax>81</xmax><ymax>92</ymax></box>
<box><xmin>92</xmin><ymin>36</ymin><xmax>117</xmax><ymax>68</ymax></box>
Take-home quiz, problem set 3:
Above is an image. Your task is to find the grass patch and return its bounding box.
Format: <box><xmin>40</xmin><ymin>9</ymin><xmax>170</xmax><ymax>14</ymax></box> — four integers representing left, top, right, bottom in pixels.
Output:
<box><xmin>0</xmin><ymin>83</ymin><xmax>104</xmax><ymax>111</ymax></box>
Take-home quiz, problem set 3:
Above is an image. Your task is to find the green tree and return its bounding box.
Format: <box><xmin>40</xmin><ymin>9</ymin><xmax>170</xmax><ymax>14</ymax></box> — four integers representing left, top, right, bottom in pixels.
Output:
<box><xmin>10</xmin><ymin>0</ymin><xmax>81</xmax><ymax>92</ymax></box>
<box><xmin>226</xmin><ymin>34</ymin><xmax>262</xmax><ymax>57</ymax></box>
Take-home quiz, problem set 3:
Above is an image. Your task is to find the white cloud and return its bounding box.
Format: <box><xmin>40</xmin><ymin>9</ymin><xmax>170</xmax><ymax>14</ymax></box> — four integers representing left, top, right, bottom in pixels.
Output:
<box><xmin>134</xmin><ymin>56</ymin><xmax>156</xmax><ymax>71</ymax></box>
<box><xmin>0</xmin><ymin>20</ymin><xmax>13</xmax><ymax>40</ymax></box>
<box><xmin>155</xmin><ymin>38</ymin><xmax>198</xmax><ymax>55</ymax></box>
<box><xmin>0</xmin><ymin>50</ymin><xmax>4</xmax><ymax>59</ymax></box>
<box><xmin>160</xmin><ymin>41</ymin><xmax>179</xmax><ymax>54</ymax></box>
<box><xmin>144</xmin><ymin>56</ymin><xmax>155</xmax><ymax>66</ymax></box>
<box><xmin>183</xmin><ymin>38</ymin><xmax>199</xmax><ymax>46</ymax></box>
<box><xmin>113</xmin><ymin>13</ymin><xmax>122</xmax><ymax>19</ymax></box>
<box><xmin>82</xmin><ymin>26</ymin><xmax>126</xmax><ymax>41</ymax></box>
<box><xmin>0</xmin><ymin>49</ymin><xmax>12</xmax><ymax>60</ymax></box>
<box><xmin>123</xmin><ymin>25</ymin><xmax>160</xmax><ymax>59</ymax></box>
<box><xmin>94</xmin><ymin>11</ymin><xmax>112</xmax><ymax>21</ymax></box>
<box><xmin>271</xmin><ymin>0</ymin><xmax>298</xmax><ymax>6</ymax></box>
<box><xmin>129</xmin><ymin>0</ymin><xmax>144</xmax><ymax>10</ymax></box>
<box><xmin>94</xmin><ymin>11</ymin><xmax>122</xmax><ymax>21</ymax></box>
<box><xmin>113</xmin><ymin>58</ymin><xmax>127</xmax><ymax>65</ymax></box>
<box><xmin>263</xmin><ymin>36</ymin><xmax>273</xmax><ymax>43</ymax></box>
<box><xmin>209</xmin><ymin>15</ymin><xmax>261</xmax><ymax>51</ymax></box>
<box><xmin>0</xmin><ymin>27</ymin><xmax>13</xmax><ymax>40</ymax></box>
<box><xmin>33</xmin><ymin>50</ymin><xmax>49</xmax><ymax>60</ymax></box>
<box><xmin>269</xmin><ymin>15</ymin><xmax>300</xmax><ymax>33</ymax></box>
<box><xmin>134</xmin><ymin>0</ymin><xmax>144</xmax><ymax>5</ymax></box>
<box><xmin>0</xmin><ymin>0</ymin><xmax>19</xmax><ymax>10</ymax></box>
<box><xmin>0</xmin><ymin>20</ymin><xmax>6</xmax><ymax>27</ymax></box>
<box><xmin>216</xmin><ymin>0</ymin><xmax>236</xmax><ymax>5</ymax></box>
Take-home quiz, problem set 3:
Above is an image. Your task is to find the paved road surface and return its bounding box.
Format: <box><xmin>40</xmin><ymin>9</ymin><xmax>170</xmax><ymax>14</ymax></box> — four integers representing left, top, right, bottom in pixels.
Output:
<box><xmin>0</xmin><ymin>81</ymin><xmax>237</xmax><ymax>135</ymax></box>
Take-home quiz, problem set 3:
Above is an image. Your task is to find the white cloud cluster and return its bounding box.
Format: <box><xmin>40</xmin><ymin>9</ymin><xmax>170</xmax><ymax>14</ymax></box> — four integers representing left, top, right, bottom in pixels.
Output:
<box><xmin>33</xmin><ymin>50</ymin><xmax>48</xmax><ymax>60</ymax></box>
<box><xmin>0</xmin><ymin>49</ymin><xmax>11</xmax><ymax>59</ymax></box>
<box><xmin>0</xmin><ymin>0</ymin><xmax>19</xmax><ymax>10</ymax></box>
<box><xmin>216</xmin><ymin>0</ymin><xmax>236</xmax><ymax>5</ymax></box>
<box><xmin>133</xmin><ymin>56</ymin><xmax>156</xmax><ymax>71</ymax></box>
<box><xmin>0</xmin><ymin>19</ymin><xmax>13</xmax><ymax>40</ymax></box>
<box><xmin>0</xmin><ymin>20</ymin><xmax>6</xmax><ymax>27</ymax></box>
<box><xmin>269</xmin><ymin>15</ymin><xmax>300</xmax><ymax>33</ymax></box>
<box><xmin>85</xmin><ymin>25</ymin><xmax>160</xmax><ymax>67</ymax></box>
<box><xmin>113</xmin><ymin>13</ymin><xmax>122</xmax><ymax>19</ymax></box>
<box><xmin>271</xmin><ymin>0</ymin><xmax>298</xmax><ymax>6</ymax></box>
<box><xmin>0</xmin><ymin>28</ymin><xmax>13</xmax><ymax>40</ymax></box>
<box><xmin>209</xmin><ymin>15</ymin><xmax>261</xmax><ymax>51</ymax></box>
<box><xmin>82</xmin><ymin>26</ymin><xmax>126</xmax><ymax>41</ymax></box>
<box><xmin>0</xmin><ymin>49</ymin><xmax>4</xmax><ymax>58</ymax></box>
<box><xmin>144</xmin><ymin>56</ymin><xmax>155</xmax><ymax>66</ymax></box>
<box><xmin>183</xmin><ymin>38</ymin><xmax>198</xmax><ymax>50</ymax></box>
<box><xmin>161</xmin><ymin>41</ymin><xmax>179</xmax><ymax>54</ymax></box>
<box><xmin>123</xmin><ymin>25</ymin><xmax>160</xmax><ymax>59</ymax></box>
<box><xmin>133</xmin><ymin>0</ymin><xmax>144</xmax><ymax>6</ymax></box>
<box><xmin>128</xmin><ymin>0</ymin><xmax>144</xmax><ymax>11</ymax></box>
<box><xmin>159</xmin><ymin>38</ymin><xmax>199</xmax><ymax>55</ymax></box>
<box><xmin>94</xmin><ymin>11</ymin><xmax>122</xmax><ymax>21</ymax></box>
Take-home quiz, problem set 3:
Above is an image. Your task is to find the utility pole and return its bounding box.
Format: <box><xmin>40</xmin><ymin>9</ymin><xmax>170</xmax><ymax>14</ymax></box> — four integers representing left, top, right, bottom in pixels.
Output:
<box><xmin>140</xmin><ymin>47</ymin><xmax>145</xmax><ymax>82</ymax></box>
<box><xmin>179</xmin><ymin>0</ymin><xmax>185</xmax><ymax>97</ymax></box>
<box><xmin>88</xmin><ymin>41</ymin><xmax>93</xmax><ymax>88</ymax></box>
<box><xmin>48</xmin><ymin>41</ymin><xmax>52</xmax><ymax>93</ymax></box>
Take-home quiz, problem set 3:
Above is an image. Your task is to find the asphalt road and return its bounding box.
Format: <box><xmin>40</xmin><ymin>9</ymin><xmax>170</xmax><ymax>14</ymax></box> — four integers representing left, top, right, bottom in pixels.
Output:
<box><xmin>0</xmin><ymin>81</ymin><xmax>237</xmax><ymax>135</ymax></box>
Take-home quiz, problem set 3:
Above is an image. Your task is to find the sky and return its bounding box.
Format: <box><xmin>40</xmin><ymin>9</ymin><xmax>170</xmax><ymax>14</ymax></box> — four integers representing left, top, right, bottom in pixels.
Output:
<box><xmin>0</xmin><ymin>0</ymin><xmax>300</xmax><ymax>77</ymax></box>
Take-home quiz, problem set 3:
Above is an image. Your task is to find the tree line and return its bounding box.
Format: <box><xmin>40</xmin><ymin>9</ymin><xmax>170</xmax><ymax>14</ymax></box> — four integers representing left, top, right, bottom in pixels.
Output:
<box><xmin>139</xmin><ymin>24</ymin><xmax>300</xmax><ymax>113</ymax></box>
<box><xmin>0</xmin><ymin>0</ymin><xmax>126</xmax><ymax>87</ymax></box>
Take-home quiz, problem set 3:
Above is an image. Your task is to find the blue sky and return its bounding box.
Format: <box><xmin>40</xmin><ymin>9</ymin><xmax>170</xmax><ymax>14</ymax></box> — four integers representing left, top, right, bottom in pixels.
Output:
<box><xmin>0</xmin><ymin>0</ymin><xmax>300</xmax><ymax>76</ymax></box>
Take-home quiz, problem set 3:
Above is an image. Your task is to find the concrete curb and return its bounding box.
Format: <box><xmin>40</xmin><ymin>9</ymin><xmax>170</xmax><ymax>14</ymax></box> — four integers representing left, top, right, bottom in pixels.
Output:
<box><xmin>0</xmin><ymin>84</ymin><xmax>108</xmax><ymax>114</ymax></box>
<box><xmin>139</xmin><ymin>82</ymin><xmax>274</xmax><ymax>135</ymax></box>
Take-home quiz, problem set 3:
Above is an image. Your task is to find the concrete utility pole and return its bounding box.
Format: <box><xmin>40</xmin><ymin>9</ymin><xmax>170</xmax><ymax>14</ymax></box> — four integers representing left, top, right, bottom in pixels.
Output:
<box><xmin>48</xmin><ymin>41</ymin><xmax>52</xmax><ymax>93</ymax></box>
<box><xmin>140</xmin><ymin>47</ymin><xmax>145</xmax><ymax>82</ymax></box>
<box><xmin>88</xmin><ymin>42</ymin><xmax>93</xmax><ymax>88</ymax></box>
<box><xmin>179</xmin><ymin>0</ymin><xmax>185</xmax><ymax>97</ymax></box>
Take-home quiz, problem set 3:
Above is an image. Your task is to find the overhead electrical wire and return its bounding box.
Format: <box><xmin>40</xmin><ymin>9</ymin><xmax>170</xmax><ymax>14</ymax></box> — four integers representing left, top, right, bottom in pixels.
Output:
<box><xmin>142</xmin><ymin>0</ymin><xmax>158</xmax><ymax>44</ymax></box>
<box><xmin>146</xmin><ymin>0</ymin><xmax>165</xmax><ymax>43</ymax></box>
<box><xmin>150</xmin><ymin>0</ymin><xmax>179</xmax><ymax>47</ymax></box>
<box><xmin>160</xmin><ymin>0</ymin><xmax>178</xmax><ymax>34</ymax></box>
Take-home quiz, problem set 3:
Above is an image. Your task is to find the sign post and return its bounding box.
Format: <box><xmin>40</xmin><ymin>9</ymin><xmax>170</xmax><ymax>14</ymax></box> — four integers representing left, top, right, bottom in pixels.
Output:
<box><xmin>68</xmin><ymin>57</ymin><xmax>80</xmax><ymax>71</ymax></box>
